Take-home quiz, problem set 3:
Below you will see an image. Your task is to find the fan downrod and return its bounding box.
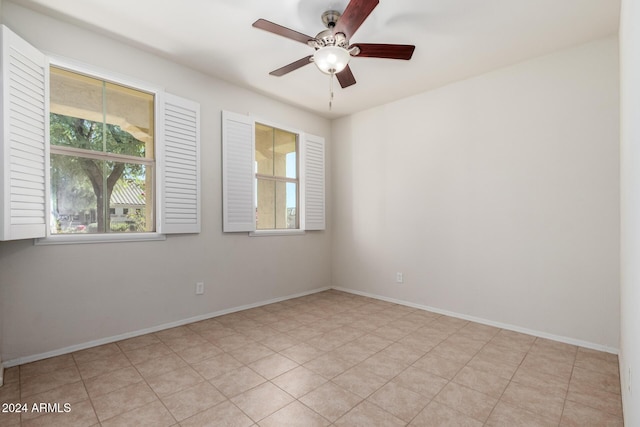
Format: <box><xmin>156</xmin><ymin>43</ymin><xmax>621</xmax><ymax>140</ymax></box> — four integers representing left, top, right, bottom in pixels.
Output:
<box><xmin>321</xmin><ymin>10</ymin><xmax>341</xmax><ymax>28</ymax></box>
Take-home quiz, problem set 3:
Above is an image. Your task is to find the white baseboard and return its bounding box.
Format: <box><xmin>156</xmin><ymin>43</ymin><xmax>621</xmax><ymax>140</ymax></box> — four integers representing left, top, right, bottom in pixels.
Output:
<box><xmin>332</xmin><ymin>286</ymin><xmax>620</xmax><ymax>355</ymax></box>
<box><xmin>5</xmin><ymin>284</ymin><xmax>618</xmax><ymax>367</ymax></box>
<box><xmin>3</xmin><ymin>286</ymin><xmax>330</xmax><ymax>368</ymax></box>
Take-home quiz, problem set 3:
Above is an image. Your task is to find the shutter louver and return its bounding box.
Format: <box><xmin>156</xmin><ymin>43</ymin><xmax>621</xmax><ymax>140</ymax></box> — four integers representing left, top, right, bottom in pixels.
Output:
<box><xmin>302</xmin><ymin>134</ymin><xmax>325</xmax><ymax>231</ymax></box>
<box><xmin>158</xmin><ymin>93</ymin><xmax>200</xmax><ymax>234</ymax></box>
<box><xmin>222</xmin><ymin>111</ymin><xmax>255</xmax><ymax>232</ymax></box>
<box><xmin>1</xmin><ymin>25</ymin><xmax>48</xmax><ymax>241</ymax></box>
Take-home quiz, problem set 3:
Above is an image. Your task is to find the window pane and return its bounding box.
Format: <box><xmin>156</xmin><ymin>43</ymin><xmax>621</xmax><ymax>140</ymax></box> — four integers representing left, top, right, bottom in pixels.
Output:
<box><xmin>255</xmin><ymin>123</ymin><xmax>274</xmax><ymax>175</ymax></box>
<box><xmin>256</xmin><ymin>178</ymin><xmax>275</xmax><ymax>230</ymax></box>
<box><xmin>274</xmin><ymin>128</ymin><xmax>296</xmax><ymax>178</ymax></box>
<box><xmin>256</xmin><ymin>179</ymin><xmax>297</xmax><ymax>230</ymax></box>
<box><xmin>109</xmin><ymin>165</ymin><xmax>153</xmax><ymax>233</ymax></box>
<box><xmin>284</xmin><ymin>182</ymin><xmax>298</xmax><ymax>229</ymax></box>
<box><xmin>285</xmin><ymin>152</ymin><xmax>297</xmax><ymax>179</ymax></box>
<box><xmin>50</xmin><ymin>155</ymin><xmax>153</xmax><ymax>234</ymax></box>
<box><xmin>50</xmin><ymin>154</ymin><xmax>97</xmax><ymax>234</ymax></box>
<box><xmin>105</xmin><ymin>82</ymin><xmax>154</xmax><ymax>158</ymax></box>
<box><xmin>50</xmin><ymin>68</ymin><xmax>104</xmax><ymax>152</ymax></box>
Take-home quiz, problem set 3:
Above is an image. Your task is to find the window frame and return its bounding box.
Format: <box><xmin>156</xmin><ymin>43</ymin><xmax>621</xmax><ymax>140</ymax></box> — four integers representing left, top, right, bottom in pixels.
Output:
<box><xmin>254</xmin><ymin>119</ymin><xmax>301</xmax><ymax>233</ymax></box>
<box><xmin>36</xmin><ymin>56</ymin><xmax>165</xmax><ymax>244</ymax></box>
<box><xmin>222</xmin><ymin>110</ymin><xmax>326</xmax><ymax>236</ymax></box>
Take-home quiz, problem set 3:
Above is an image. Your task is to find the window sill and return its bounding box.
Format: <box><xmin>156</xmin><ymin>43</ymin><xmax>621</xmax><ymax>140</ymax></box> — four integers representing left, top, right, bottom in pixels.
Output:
<box><xmin>249</xmin><ymin>229</ymin><xmax>306</xmax><ymax>237</ymax></box>
<box><xmin>35</xmin><ymin>233</ymin><xmax>167</xmax><ymax>245</ymax></box>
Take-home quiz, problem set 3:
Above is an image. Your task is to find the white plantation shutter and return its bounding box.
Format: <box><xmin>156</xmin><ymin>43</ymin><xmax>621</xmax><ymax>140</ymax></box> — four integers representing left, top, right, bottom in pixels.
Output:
<box><xmin>0</xmin><ymin>25</ymin><xmax>49</xmax><ymax>241</ymax></box>
<box><xmin>222</xmin><ymin>111</ymin><xmax>255</xmax><ymax>232</ymax></box>
<box><xmin>158</xmin><ymin>93</ymin><xmax>200</xmax><ymax>234</ymax></box>
<box><xmin>301</xmin><ymin>133</ymin><xmax>325</xmax><ymax>230</ymax></box>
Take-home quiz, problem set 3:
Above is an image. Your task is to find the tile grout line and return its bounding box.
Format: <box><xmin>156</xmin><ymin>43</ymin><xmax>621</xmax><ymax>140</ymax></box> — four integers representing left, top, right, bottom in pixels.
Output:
<box><xmin>481</xmin><ymin>335</ymin><xmax>536</xmax><ymax>426</ymax></box>
<box><xmin>118</xmin><ymin>337</ymin><xmax>180</xmax><ymax>426</ymax></box>
<box><xmin>557</xmin><ymin>346</ymin><xmax>579</xmax><ymax>427</ymax></box>
<box><xmin>72</xmin><ymin>352</ymin><xmax>101</xmax><ymax>427</ymax></box>
<box><xmin>8</xmin><ymin>290</ymin><xmax>623</xmax><ymax>426</ymax></box>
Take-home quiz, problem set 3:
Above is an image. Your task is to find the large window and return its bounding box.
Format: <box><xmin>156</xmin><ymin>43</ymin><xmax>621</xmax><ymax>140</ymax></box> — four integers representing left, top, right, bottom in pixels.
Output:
<box><xmin>255</xmin><ymin>123</ymin><xmax>298</xmax><ymax>230</ymax></box>
<box><xmin>49</xmin><ymin>67</ymin><xmax>155</xmax><ymax>234</ymax></box>
<box><xmin>0</xmin><ymin>25</ymin><xmax>201</xmax><ymax>242</ymax></box>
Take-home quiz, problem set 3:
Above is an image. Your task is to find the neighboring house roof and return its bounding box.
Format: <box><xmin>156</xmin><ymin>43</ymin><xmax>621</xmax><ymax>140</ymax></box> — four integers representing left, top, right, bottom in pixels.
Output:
<box><xmin>111</xmin><ymin>181</ymin><xmax>145</xmax><ymax>207</ymax></box>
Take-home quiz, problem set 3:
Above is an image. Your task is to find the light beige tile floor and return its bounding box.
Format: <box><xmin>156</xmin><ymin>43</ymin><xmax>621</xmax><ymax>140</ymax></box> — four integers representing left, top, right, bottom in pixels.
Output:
<box><xmin>0</xmin><ymin>290</ymin><xmax>623</xmax><ymax>426</ymax></box>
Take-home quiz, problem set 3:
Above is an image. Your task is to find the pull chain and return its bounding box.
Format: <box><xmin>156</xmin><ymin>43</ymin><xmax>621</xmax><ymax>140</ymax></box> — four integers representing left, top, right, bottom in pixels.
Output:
<box><xmin>329</xmin><ymin>73</ymin><xmax>334</xmax><ymax>110</ymax></box>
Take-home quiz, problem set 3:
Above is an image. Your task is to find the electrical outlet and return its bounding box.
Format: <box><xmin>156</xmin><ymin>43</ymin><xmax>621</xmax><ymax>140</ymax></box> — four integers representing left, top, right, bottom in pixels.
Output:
<box><xmin>396</xmin><ymin>272</ymin><xmax>404</xmax><ymax>283</ymax></box>
<box><xmin>195</xmin><ymin>282</ymin><xmax>204</xmax><ymax>295</ymax></box>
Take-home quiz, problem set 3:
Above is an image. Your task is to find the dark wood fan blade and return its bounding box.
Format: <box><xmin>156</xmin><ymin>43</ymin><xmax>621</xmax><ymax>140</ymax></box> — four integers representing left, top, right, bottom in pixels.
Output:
<box><xmin>333</xmin><ymin>0</ymin><xmax>379</xmax><ymax>40</ymax></box>
<box><xmin>352</xmin><ymin>43</ymin><xmax>415</xmax><ymax>60</ymax></box>
<box><xmin>336</xmin><ymin>65</ymin><xmax>357</xmax><ymax>88</ymax></box>
<box><xmin>252</xmin><ymin>19</ymin><xmax>314</xmax><ymax>45</ymax></box>
<box><xmin>269</xmin><ymin>55</ymin><xmax>313</xmax><ymax>76</ymax></box>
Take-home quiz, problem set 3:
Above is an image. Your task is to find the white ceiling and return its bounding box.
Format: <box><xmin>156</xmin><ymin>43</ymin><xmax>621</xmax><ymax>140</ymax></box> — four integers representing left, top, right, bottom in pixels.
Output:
<box><xmin>11</xmin><ymin>0</ymin><xmax>620</xmax><ymax>118</ymax></box>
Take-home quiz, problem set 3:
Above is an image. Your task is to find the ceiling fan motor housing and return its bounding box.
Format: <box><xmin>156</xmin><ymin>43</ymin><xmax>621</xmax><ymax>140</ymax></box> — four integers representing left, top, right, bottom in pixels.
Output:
<box><xmin>305</xmin><ymin>10</ymin><xmax>349</xmax><ymax>51</ymax></box>
<box><xmin>310</xmin><ymin>29</ymin><xmax>349</xmax><ymax>50</ymax></box>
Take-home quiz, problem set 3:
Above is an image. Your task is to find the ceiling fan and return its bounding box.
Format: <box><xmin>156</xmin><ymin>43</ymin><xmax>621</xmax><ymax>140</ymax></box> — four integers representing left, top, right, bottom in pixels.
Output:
<box><xmin>252</xmin><ymin>0</ymin><xmax>415</xmax><ymax>90</ymax></box>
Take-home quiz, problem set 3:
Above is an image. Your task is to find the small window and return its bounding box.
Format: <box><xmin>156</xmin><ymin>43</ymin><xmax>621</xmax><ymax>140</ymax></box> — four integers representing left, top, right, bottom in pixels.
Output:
<box><xmin>222</xmin><ymin>110</ymin><xmax>325</xmax><ymax>233</ymax></box>
<box><xmin>49</xmin><ymin>67</ymin><xmax>155</xmax><ymax>234</ymax></box>
<box><xmin>255</xmin><ymin>123</ymin><xmax>298</xmax><ymax>230</ymax></box>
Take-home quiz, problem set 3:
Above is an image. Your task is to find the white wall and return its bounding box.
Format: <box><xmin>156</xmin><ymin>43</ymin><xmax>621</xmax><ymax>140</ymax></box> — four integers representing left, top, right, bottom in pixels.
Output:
<box><xmin>0</xmin><ymin>3</ymin><xmax>331</xmax><ymax>364</ymax></box>
<box><xmin>332</xmin><ymin>37</ymin><xmax>620</xmax><ymax>350</ymax></box>
<box><xmin>0</xmin><ymin>0</ymin><xmax>5</xmax><ymax>385</ymax></box>
<box><xmin>619</xmin><ymin>0</ymin><xmax>640</xmax><ymax>423</ymax></box>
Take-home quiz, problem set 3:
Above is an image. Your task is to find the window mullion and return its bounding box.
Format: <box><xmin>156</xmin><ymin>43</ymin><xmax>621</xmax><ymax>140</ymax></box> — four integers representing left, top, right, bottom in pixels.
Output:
<box><xmin>49</xmin><ymin>145</ymin><xmax>154</xmax><ymax>166</ymax></box>
<box><xmin>102</xmin><ymin>81</ymin><xmax>108</xmax><ymax>153</ymax></box>
<box><xmin>255</xmin><ymin>174</ymin><xmax>297</xmax><ymax>183</ymax></box>
<box><xmin>271</xmin><ymin>128</ymin><xmax>276</xmax><ymax>229</ymax></box>
<box><xmin>102</xmin><ymin>81</ymin><xmax>108</xmax><ymax>233</ymax></box>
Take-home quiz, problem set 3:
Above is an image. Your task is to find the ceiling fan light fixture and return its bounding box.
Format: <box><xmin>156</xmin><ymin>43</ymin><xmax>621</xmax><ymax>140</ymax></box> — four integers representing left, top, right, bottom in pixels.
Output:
<box><xmin>313</xmin><ymin>46</ymin><xmax>350</xmax><ymax>75</ymax></box>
